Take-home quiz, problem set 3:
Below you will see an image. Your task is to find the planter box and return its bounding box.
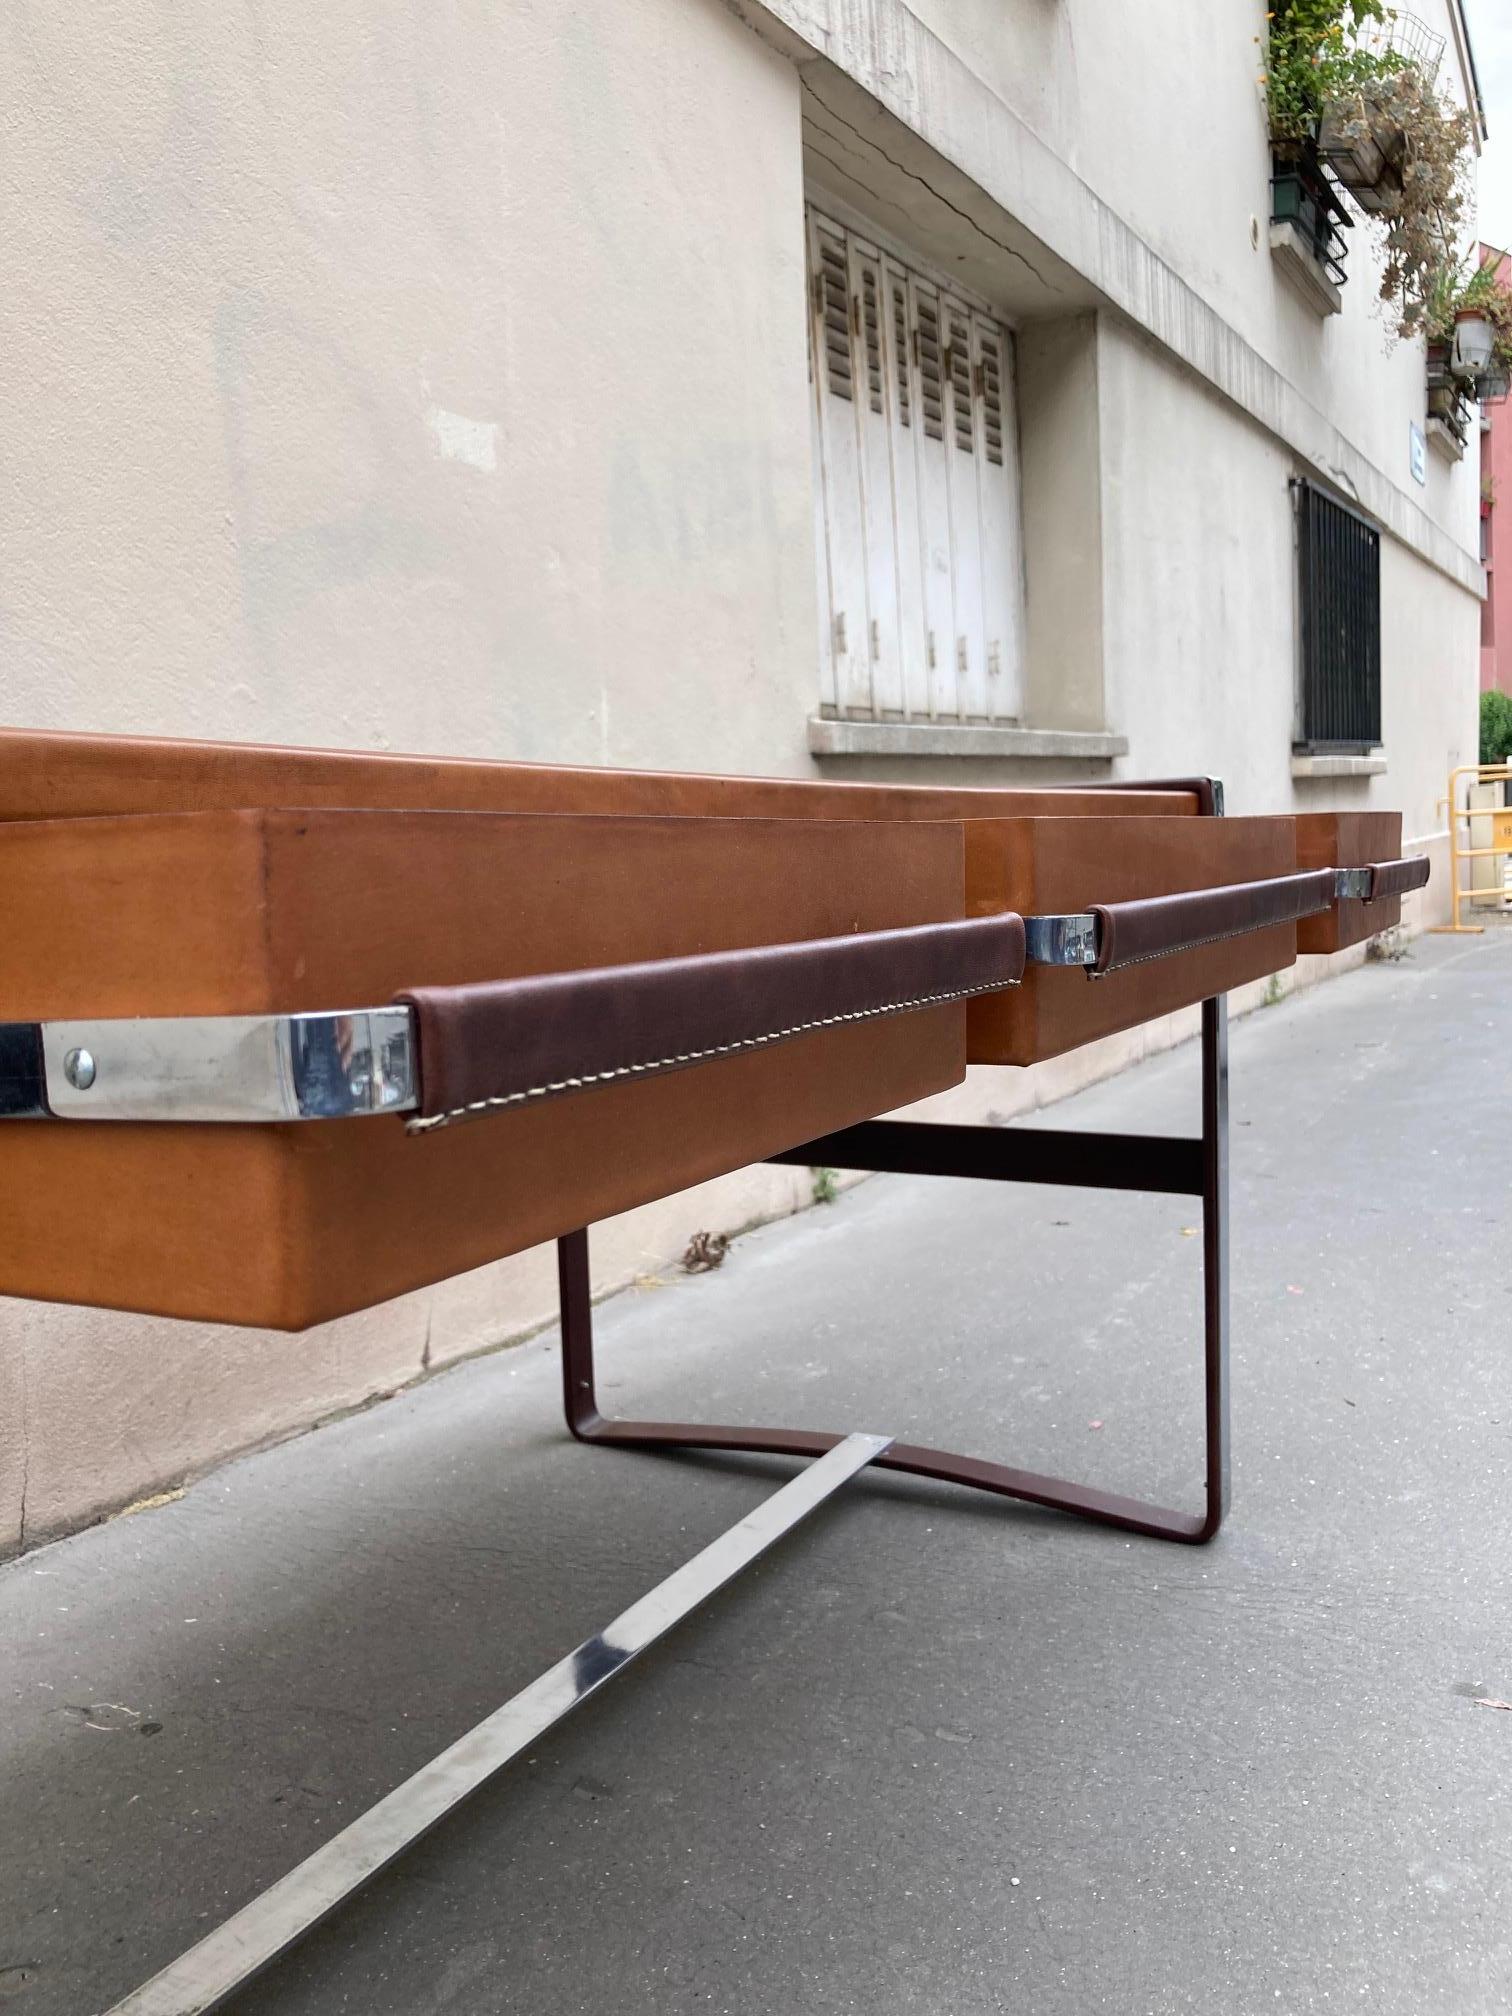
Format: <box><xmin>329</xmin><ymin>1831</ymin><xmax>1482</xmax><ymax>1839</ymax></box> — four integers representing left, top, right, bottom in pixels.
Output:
<box><xmin>1317</xmin><ymin>104</ymin><xmax>1405</xmax><ymax>212</ymax></box>
<box><xmin>1452</xmin><ymin>312</ymin><xmax>1495</xmax><ymax>377</ymax></box>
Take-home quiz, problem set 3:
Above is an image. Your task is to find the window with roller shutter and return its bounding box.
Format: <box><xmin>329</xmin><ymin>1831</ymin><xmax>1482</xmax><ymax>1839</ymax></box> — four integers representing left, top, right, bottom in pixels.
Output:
<box><xmin>805</xmin><ymin>205</ymin><xmax>1025</xmax><ymax>726</ymax></box>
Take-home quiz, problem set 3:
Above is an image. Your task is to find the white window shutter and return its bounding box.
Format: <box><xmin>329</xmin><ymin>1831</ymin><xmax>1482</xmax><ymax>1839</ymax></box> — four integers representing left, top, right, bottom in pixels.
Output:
<box><xmin>806</xmin><ymin>206</ymin><xmax>1025</xmax><ymax>725</ymax></box>
<box><xmin>851</xmin><ymin>240</ymin><xmax>905</xmax><ymax>718</ymax></box>
<box><xmin>942</xmin><ymin>297</ymin><xmax>988</xmax><ymax>721</ymax></box>
<box><xmin>807</xmin><ymin>211</ymin><xmax>872</xmax><ymax>717</ymax></box>
<box><xmin>972</xmin><ymin>315</ymin><xmax>1024</xmax><ymax>721</ymax></box>
<box><xmin>909</xmin><ymin>274</ymin><xmax>958</xmax><ymax>721</ymax></box>
<box><xmin>883</xmin><ymin>258</ymin><xmax>929</xmax><ymax>719</ymax></box>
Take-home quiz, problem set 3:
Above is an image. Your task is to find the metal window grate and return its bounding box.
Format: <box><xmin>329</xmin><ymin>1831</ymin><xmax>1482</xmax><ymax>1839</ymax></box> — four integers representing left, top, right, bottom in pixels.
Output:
<box><xmin>1295</xmin><ymin>480</ymin><xmax>1381</xmax><ymax>750</ymax></box>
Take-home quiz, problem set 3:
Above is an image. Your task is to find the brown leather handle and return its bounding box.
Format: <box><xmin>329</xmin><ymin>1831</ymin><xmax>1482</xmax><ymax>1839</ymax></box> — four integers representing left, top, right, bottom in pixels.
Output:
<box><xmin>400</xmin><ymin>913</ymin><xmax>1026</xmax><ymax>1129</ymax></box>
<box><xmin>1090</xmin><ymin>869</ymin><xmax>1338</xmax><ymax>976</ymax></box>
<box><xmin>1364</xmin><ymin>854</ymin><xmax>1430</xmax><ymax>902</ymax></box>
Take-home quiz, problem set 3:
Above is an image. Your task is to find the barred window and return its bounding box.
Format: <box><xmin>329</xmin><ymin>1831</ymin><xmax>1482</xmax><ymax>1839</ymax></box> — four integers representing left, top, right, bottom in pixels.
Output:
<box><xmin>1293</xmin><ymin>479</ymin><xmax>1381</xmax><ymax>751</ymax></box>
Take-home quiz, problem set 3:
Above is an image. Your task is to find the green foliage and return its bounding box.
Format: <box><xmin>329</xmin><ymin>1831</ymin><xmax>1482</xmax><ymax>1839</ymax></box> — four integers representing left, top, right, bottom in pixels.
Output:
<box><xmin>1364</xmin><ymin>66</ymin><xmax>1476</xmax><ymax>338</ymax></box>
<box><xmin>810</xmin><ymin>1165</ymin><xmax>839</xmax><ymax>1206</ymax></box>
<box><xmin>1263</xmin><ymin>0</ymin><xmax>1397</xmax><ymax>151</ymax></box>
<box><xmin>1264</xmin><ymin>3</ymin><xmax>1475</xmax><ymax>341</ymax></box>
<box><xmin>1426</xmin><ymin>250</ymin><xmax>1512</xmax><ymax>366</ymax></box>
<box><xmin>1481</xmin><ymin>689</ymin><xmax>1512</xmax><ymax>767</ymax></box>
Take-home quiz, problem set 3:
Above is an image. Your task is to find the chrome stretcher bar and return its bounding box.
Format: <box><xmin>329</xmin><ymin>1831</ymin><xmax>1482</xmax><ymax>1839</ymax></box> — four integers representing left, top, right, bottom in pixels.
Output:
<box><xmin>103</xmin><ymin>1434</ymin><xmax>894</xmax><ymax>2016</ymax></box>
<box><xmin>0</xmin><ymin>858</ymin><xmax>1427</xmax><ymax>1124</ymax></box>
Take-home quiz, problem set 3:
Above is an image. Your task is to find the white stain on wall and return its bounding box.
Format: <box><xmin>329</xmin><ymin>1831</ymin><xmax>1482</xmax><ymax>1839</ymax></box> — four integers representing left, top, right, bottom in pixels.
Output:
<box><xmin>426</xmin><ymin>404</ymin><xmax>498</xmax><ymax>473</ymax></box>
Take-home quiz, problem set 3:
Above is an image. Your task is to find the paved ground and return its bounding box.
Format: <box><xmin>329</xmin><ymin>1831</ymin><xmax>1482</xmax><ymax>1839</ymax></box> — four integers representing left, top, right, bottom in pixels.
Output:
<box><xmin>3</xmin><ymin>926</ymin><xmax>1510</xmax><ymax>2016</ymax></box>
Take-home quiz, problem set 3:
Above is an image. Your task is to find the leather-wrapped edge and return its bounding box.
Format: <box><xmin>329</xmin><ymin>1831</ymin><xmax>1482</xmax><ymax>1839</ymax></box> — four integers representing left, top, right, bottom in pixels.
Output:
<box><xmin>1364</xmin><ymin>855</ymin><xmax>1430</xmax><ymax>903</ymax></box>
<box><xmin>400</xmin><ymin>913</ymin><xmax>1026</xmax><ymax>1132</ymax></box>
<box><xmin>1089</xmin><ymin>870</ymin><xmax>1338</xmax><ymax>977</ymax></box>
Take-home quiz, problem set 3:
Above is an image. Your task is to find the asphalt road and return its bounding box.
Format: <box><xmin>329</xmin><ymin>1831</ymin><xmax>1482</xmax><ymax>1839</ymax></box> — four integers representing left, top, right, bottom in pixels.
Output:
<box><xmin>3</xmin><ymin>924</ymin><xmax>1510</xmax><ymax>2015</ymax></box>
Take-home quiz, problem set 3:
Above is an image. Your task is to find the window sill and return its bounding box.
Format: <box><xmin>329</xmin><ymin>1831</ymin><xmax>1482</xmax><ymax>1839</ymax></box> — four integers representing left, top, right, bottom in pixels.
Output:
<box><xmin>1426</xmin><ymin>416</ymin><xmax>1467</xmax><ymax>464</ymax></box>
<box><xmin>1291</xmin><ymin>750</ymin><xmax>1387</xmax><ymax>779</ymax></box>
<box><xmin>1269</xmin><ymin>220</ymin><xmax>1343</xmax><ymax>318</ymax></box>
<box><xmin>808</xmin><ymin>717</ymin><xmax>1129</xmax><ymax>761</ymax></box>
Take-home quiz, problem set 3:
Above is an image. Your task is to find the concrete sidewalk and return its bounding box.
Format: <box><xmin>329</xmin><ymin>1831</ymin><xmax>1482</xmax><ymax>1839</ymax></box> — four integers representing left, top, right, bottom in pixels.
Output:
<box><xmin>3</xmin><ymin>927</ymin><xmax>1510</xmax><ymax>2016</ymax></box>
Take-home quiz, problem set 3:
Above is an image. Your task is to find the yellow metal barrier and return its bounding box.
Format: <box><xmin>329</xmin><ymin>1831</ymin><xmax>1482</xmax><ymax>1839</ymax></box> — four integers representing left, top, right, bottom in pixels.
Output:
<box><xmin>1432</xmin><ymin>762</ymin><xmax>1512</xmax><ymax>934</ymax></box>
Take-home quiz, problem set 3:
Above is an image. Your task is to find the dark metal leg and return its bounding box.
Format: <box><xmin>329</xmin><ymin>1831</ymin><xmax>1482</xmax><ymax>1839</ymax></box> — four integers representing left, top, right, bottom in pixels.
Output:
<box><xmin>559</xmin><ymin>994</ymin><xmax>1231</xmax><ymax>1545</ymax></box>
<box><xmin>1199</xmin><ymin>994</ymin><xmax>1231</xmax><ymax>1540</ymax></box>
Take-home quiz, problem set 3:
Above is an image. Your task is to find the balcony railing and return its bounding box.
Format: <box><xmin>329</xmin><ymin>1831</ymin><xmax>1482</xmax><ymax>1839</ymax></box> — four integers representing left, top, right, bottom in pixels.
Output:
<box><xmin>1426</xmin><ymin>348</ymin><xmax>1477</xmax><ymax>448</ymax></box>
<box><xmin>1271</xmin><ymin>151</ymin><xmax>1351</xmax><ymax>292</ymax></box>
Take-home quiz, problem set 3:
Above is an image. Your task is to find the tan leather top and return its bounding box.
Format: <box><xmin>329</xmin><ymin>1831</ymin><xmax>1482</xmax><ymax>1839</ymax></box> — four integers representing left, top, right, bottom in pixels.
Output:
<box><xmin>0</xmin><ymin>726</ymin><xmax>1199</xmax><ymax>824</ymax></box>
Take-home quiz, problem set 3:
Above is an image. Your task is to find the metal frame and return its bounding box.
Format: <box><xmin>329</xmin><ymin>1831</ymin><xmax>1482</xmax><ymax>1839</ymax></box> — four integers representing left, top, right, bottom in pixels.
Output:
<box><xmin>559</xmin><ymin>772</ymin><xmax>1231</xmax><ymax>1546</ymax></box>
<box><xmin>558</xmin><ymin>992</ymin><xmax>1228</xmax><ymax>1545</ymax></box>
<box><xmin>95</xmin><ymin>773</ymin><xmax>1238</xmax><ymax>2010</ymax></box>
<box><xmin>1430</xmin><ymin>760</ymin><xmax>1512</xmax><ymax>935</ymax></box>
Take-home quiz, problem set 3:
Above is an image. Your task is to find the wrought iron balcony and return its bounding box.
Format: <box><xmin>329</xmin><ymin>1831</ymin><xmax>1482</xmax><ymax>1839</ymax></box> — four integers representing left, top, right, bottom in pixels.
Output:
<box><xmin>1270</xmin><ymin>150</ymin><xmax>1351</xmax><ymax>301</ymax></box>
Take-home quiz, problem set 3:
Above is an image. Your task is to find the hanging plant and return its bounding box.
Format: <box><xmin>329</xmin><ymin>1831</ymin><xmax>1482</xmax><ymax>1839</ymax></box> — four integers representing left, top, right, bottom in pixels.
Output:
<box><xmin>1262</xmin><ymin>0</ymin><xmax>1400</xmax><ymax>157</ymax></box>
<box><xmin>1350</xmin><ymin>66</ymin><xmax>1475</xmax><ymax>337</ymax></box>
<box><xmin>1424</xmin><ymin>249</ymin><xmax>1512</xmax><ymax>397</ymax></box>
<box><xmin>1264</xmin><ymin>4</ymin><xmax>1477</xmax><ymax>343</ymax></box>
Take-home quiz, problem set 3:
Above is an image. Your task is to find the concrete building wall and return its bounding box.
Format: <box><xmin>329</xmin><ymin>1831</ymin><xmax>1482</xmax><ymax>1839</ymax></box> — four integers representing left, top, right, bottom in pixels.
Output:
<box><xmin>0</xmin><ymin>0</ymin><xmax>1483</xmax><ymax>1551</ymax></box>
<box><xmin>0</xmin><ymin>0</ymin><xmax>827</xmax><ymax>1552</ymax></box>
<box><xmin>904</xmin><ymin>0</ymin><xmax>1479</xmax><ymax>538</ymax></box>
<box><xmin>1098</xmin><ymin>323</ymin><xmax>1475</xmax><ymax>849</ymax></box>
<box><xmin>0</xmin><ymin>0</ymin><xmax>818</xmax><ymax>776</ymax></box>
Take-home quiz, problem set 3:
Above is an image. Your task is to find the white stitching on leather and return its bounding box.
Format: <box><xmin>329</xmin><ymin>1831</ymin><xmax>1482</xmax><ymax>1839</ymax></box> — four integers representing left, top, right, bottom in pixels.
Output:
<box><xmin>405</xmin><ymin>974</ymin><xmax>1018</xmax><ymax>1134</ymax></box>
<box><xmin>1090</xmin><ymin>904</ymin><xmax>1331</xmax><ymax>978</ymax></box>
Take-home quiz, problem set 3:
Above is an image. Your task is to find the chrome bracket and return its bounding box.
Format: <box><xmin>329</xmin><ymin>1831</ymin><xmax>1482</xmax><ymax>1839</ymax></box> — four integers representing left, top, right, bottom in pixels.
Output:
<box><xmin>1023</xmin><ymin>866</ymin><xmax>1375</xmax><ymax>974</ymax></box>
<box><xmin>0</xmin><ymin>860</ymin><xmax>1380</xmax><ymax>1124</ymax></box>
<box><xmin>0</xmin><ymin>1009</ymin><xmax>418</xmax><ymax>1123</ymax></box>
<box><xmin>1023</xmin><ymin>913</ymin><xmax>1099</xmax><ymax>968</ymax></box>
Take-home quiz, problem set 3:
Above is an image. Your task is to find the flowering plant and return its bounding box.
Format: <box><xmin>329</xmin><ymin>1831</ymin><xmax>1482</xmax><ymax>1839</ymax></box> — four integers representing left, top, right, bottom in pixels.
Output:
<box><xmin>1351</xmin><ymin>66</ymin><xmax>1475</xmax><ymax>336</ymax></box>
<box><xmin>1265</xmin><ymin>4</ymin><xmax>1477</xmax><ymax>341</ymax></box>
<box><xmin>1262</xmin><ymin>0</ymin><xmax>1400</xmax><ymax>152</ymax></box>
<box><xmin>1423</xmin><ymin>249</ymin><xmax>1512</xmax><ymax>360</ymax></box>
